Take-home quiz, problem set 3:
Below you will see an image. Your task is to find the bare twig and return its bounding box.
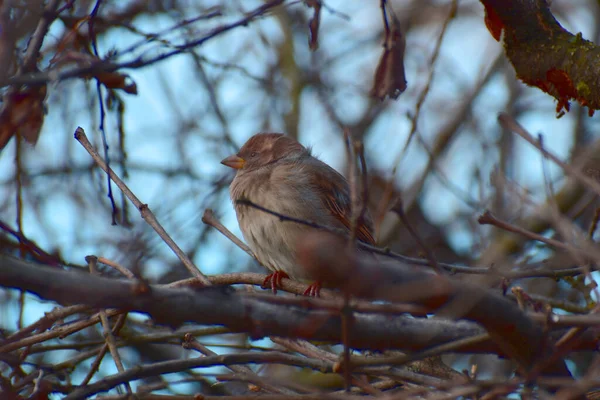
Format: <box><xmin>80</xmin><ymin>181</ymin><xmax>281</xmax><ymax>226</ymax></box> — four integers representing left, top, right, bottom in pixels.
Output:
<box><xmin>63</xmin><ymin>351</ymin><xmax>333</xmax><ymax>400</ymax></box>
<box><xmin>74</xmin><ymin>127</ymin><xmax>210</xmax><ymax>285</ymax></box>
<box><xmin>499</xmin><ymin>113</ymin><xmax>600</xmax><ymax>198</ymax></box>
<box><xmin>379</xmin><ymin>0</ymin><xmax>458</xmax><ymax>212</ymax></box>
<box><xmin>588</xmin><ymin>207</ymin><xmax>600</xmax><ymax>239</ymax></box>
<box><xmin>344</xmin><ymin>129</ymin><xmax>359</xmax><ymax>246</ymax></box>
<box><xmin>183</xmin><ymin>333</ymin><xmax>289</xmax><ymax>394</ymax></box>
<box><xmin>341</xmin><ymin>129</ymin><xmax>358</xmax><ymax>391</ymax></box>
<box><xmin>390</xmin><ymin>196</ymin><xmax>444</xmax><ymax>274</ymax></box>
<box><xmin>86</xmin><ymin>0</ymin><xmax>119</xmax><ymax>224</ymax></box>
<box><xmin>97</xmin><ymin>257</ymin><xmax>135</xmax><ymax>279</ymax></box>
<box><xmin>355</xmin><ymin>142</ymin><xmax>370</xmax><ymax>233</ymax></box>
<box><xmin>351</xmin><ymin>333</ymin><xmax>490</xmax><ymax>367</ymax></box>
<box><xmin>202</xmin><ymin>208</ymin><xmax>254</xmax><ymax>258</ymax></box>
<box><xmin>86</xmin><ymin>255</ymin><xmax>131</xmax><ymax>394</ymax></box>
<box><xmin>478</xmin><ymin>210</ymin><xmax>572</xmax><ymax>252</ymax></box>
<box><xmin>21</xmin><ymin>0</ymin><xmax>63</xmax><ymax>73</ymax></box>
<box><xmin>236</xmin><ymin>198</ymin><xmax>588</xmax><ymax>279</ymax></box>
<box><xmin>1</xmin><ymin>0</ymin><xmax>286</xmax><ymax>89</ymax></box>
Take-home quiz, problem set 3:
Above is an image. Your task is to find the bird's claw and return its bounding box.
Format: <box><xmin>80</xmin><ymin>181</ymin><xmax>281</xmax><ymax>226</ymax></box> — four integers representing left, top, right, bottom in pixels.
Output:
<box><xmin>303</xmin><ymin>281</ymin><xmax>321</xmax><ymax>297</ymax></box>
<box><xmin>262</xmin><ymin>271</ymin><xmax>289</xmax><ymax>294</ymax></box>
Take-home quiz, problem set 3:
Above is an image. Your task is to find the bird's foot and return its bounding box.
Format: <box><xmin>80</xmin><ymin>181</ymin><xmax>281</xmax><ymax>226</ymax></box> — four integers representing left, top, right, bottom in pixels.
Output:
<box><xmin>262</xmin><ymin>271</ymin><xmax>289</xmax><ymax>294</ymax></box>
<box><xmin>303</xmin><ymin>281</ymin><xmax>322</xmax><ymax>297</ymax></box>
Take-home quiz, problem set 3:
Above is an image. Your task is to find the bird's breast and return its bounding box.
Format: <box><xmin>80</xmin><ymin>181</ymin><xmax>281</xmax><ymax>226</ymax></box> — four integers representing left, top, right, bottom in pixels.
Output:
<box><xmin>228</xmin><ymin>173</ymin><xmax>309</xmax><ymax>277</ymax></box>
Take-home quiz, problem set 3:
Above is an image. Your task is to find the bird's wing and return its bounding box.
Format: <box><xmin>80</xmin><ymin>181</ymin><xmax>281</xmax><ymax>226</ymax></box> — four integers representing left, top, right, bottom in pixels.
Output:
<box><xmin>307</xmin><ymin>159</ymin><xmax>376</xmax><ymax>245</ymax></box>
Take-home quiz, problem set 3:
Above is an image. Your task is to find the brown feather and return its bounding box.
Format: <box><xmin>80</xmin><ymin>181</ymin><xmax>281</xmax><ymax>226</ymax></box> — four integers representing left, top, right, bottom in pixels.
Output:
<box><xmin>306</xmin><ymin>158</ymin><xmax>376</xmax><ymax>245</ymax></box>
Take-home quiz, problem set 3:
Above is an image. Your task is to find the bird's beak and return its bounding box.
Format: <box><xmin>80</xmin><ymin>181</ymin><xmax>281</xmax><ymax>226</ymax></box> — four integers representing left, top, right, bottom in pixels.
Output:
<box><xmin>221</xmin><ymin>155</ymin><xmax>246</xmax><ymax>170</ymax></box>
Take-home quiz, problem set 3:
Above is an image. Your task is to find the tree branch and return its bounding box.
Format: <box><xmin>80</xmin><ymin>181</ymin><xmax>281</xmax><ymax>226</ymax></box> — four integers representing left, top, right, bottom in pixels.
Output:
<box><xmin>481</xmin><ymin>0</ymin><xmax>600</xmax><ymax>116</ymax></box>
<box><xmin>1</xmin><ymin>254</ymin><xmax>597</xmax><ymax>359</ymax></box>
<box><xmin>0</xmin><ymin>253</ymin><xmax>534</xmax><ymax>356</ymax></box>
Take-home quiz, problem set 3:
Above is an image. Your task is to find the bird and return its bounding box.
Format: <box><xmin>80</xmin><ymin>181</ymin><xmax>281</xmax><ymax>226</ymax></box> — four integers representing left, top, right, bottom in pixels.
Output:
<box><xmin>221</xmin><ymin>133</ymin><xmax>375</xmax><ymax>296</ymax></box>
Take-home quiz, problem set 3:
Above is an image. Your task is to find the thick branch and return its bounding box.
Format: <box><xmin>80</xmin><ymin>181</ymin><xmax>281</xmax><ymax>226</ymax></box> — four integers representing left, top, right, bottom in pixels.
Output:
<box><xmin>1</xmin><ymin>254</ymin><xmax>596</xmax><ymax>359</ymax></box>
<box><xmin>0</xmin><ymin>254</ymin><xmax>516</xmax><ymax>355</ymax></box>
<box><xmin>481</xmin><ymin>0</ymin><xmax>600</xmax><ymax>115</ymax></box>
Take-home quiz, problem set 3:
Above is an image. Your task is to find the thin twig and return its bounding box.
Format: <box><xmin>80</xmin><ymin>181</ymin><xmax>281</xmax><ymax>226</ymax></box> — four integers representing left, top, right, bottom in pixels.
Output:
<box><xmin>352</xmin><ymin>333</ymin><xmax>491</xmax><ymax>367</ymax></box>
<box><xmin>0</xmin><ymin>308</ymin><xmax>125</xmax><ymax>354</ymax></box>
<box><xmin>87</xmin><ymin>0</ymin><xmax>118</xmax><ymax>224</ymax></box>
<box><xmin>379</xmin><ymin>0</ymin><xmax>458</xmax><ymax>217</ymax></box>
<box><xmin>21</xmin><ymin>0</ymin><xmax>62</xmax><ymax>72</ymax></box>
<box><xmin>83</xmin><ymin>255</ymin><xmax>130</xmax><ymax>392</ymax></box>
<box><xmin>202</xmin><ymin>208</ymin><xmax>255</xmax><ymax>259</ymax></box>
<box><xmin>379</xmin><ymin>0</ymin><xmax>390</xmax><ymax>35</ymax></box>
<box><xmin>74</xmin><ymin>127</ymin><xmax>210</xmax><ymax>285</ymax></box>
<box><xmin>390</xmin><ymin>196</ymin><xmax>444</xmax><ymax>274</ymax></box>
<box><xmin>3</xmin><ymin>304</ymin><xmax>91</xmax><ymax>344</ymax></box>
<box><xmin>499</xmin><ymin>113</ymin><xmax>600</xmax><ymax>198</ymax></box>
<box><xmin>344</xmin><ymin>129</ymin><xmax>359</xmax><ymax>246</ymax></box>
<box><xmin>478</xmin><ymin>210</ymin><xmax>572</xmax><ymax>252</ymax></box>
<box><xmin>341</xmin><ymin>129</ymin><xmax>357</xmax><ymax>391</ymax></box>
<box><xmin>529</xmin><ymin>305</ymin><xmax>600</xmax><ymax>382</ymax></box>
<box><xmin>63</xmin><ymin>351</ymin><xmax>334</xmax><ymax>400</ymax></box>
<box><xmin>355</xmin><ymin>142</ymin><xmax>370</xmax><ymax>234</ymax></box>
<box><xmin>589</xmin><ymin>207</ymin><xmax>600</xmax><ymax>240</ymax></box>
<box><xmin>236</xmin><ymin>198</ymin><xmax>590</xmax><ymax>279</ymax></box>
<box><xmin>270</xmin><ymin>338</ymin><xmax>382</xmax><ymax>396</ymax></box>
<box><xmin>1</xmin><ymin>0</ymin><xmax>286</xmax><ymax>89</ymax></box>
<box><xmin>183</xmin><ymin>333</ymin><xmax>289</xmax><ymax>394</ymax></box>
<box><xmin>97</xmin><ymin>257</ymin><xmax>135</xmax><ymax>279</ymax></box>
<box><xmin>235</xmin><ymin>198</ymin><xmax>348</xmax><ymax>236</ymax></box>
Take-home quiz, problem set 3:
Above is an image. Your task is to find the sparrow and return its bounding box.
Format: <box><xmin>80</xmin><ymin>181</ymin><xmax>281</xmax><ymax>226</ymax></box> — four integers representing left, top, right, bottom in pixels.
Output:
<box><xmin>221</xmin><ymin>133</ymin><xmax>375</xmax><ymax>296</ymax></box>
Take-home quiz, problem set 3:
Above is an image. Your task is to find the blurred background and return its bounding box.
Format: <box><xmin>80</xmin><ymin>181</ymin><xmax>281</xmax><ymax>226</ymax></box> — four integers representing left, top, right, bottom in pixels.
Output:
<box><xmin>2</xmin><ymin>0</ymin><xmax>600</xmax><ymax>395</ymax></box>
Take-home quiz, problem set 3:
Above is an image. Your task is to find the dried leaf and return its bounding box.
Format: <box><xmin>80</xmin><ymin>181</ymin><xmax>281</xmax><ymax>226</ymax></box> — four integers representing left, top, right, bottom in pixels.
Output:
<box><xmin>50</xmin><ymin>51</ymin><xmax>138</xmax><ymax>95</ymax></box>
<box><xmin>371</xmin><ymin>15</ymin><xmax>407</xmax><ymax>101</ymax></box>
<box><xmin>94</xmin><ymin>71</ymin><xmax>138</xmax><ymax>94</ymax></box>
<box><xmin>0</xmin><ymin>85</ymin><xmax>47</xmax><ymax>150</ymax></box>
<box><xmin>483</xmin><ymin>2</ymin><xmax>503</xmax><ymax>41</ymax></box>
<box><xmin>305</xmin><ymin>0</ymin><xmax>322</xmax><ymax>51</ymax></box>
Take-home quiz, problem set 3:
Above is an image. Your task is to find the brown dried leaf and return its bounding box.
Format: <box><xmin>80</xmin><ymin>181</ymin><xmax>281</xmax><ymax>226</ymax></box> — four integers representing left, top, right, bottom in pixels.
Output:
<box><xmin>371</xmin><ymin>15</ymin><xmax>407</xmax><ymax>101</ymax></box>
<box><xmin>50</xmin><ymin>50</ymin><xmax>138</xmax><ymax>95</ymax></box>
<box><xmin>94</xmin><ymin>71</ymin><xmax>138</xmax><ymax>95</ymax></box>
<box><xmin>483</xmin><ymin>1</ymin><xmax>503</xmax><ymax>41</ymax></box>
<box><xmin>0</xmin><ymin>85</ymin><xmax>47</xmax><ymax>150</ymax></box>
<box><xmin>305</xmin><ymin>0</ymin><xmax>322</xmax><ymax>51</ymax></box>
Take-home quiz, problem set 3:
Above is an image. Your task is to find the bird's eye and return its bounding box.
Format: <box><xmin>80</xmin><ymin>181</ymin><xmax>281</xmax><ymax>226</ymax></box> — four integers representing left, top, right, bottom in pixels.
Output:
<box><xmin>250</xmin><ymin>152</ymin><xmax>257</xmax><ymax>158</ymax></box>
